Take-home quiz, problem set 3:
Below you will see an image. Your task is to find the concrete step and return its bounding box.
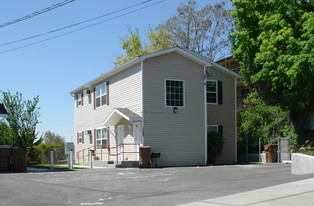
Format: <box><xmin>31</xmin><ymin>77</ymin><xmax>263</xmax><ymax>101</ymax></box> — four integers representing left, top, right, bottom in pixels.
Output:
<box><xmin>79</xmin><ymin>160</ymin><xmax>139</xmax><ymax>168</ymax></box>
<box><xmin>116</xmin><ymin>161</ymin><xmax>139</xmax><ymax>168</ymax></box>
<box><xmin>79</xmin><ymin>160</ymin><xmax>117</xmax><ymax>167</ymax></box>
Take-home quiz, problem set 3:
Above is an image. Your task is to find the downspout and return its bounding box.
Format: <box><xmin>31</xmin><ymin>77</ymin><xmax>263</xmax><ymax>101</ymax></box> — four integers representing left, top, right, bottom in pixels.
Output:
<box><xmin>234</xmin><ymin>77</ymin><xmax>237</xmax><ymax>163</ymax></box>
<box><xmin>204</xmin><ymin>66</ymin><xmax>208</xmax><ymax>165</ymax></box>
<box><xmin>141</xmin><ymin>60</ymin><xmax>144</xmax><ymax>146</ymax></box>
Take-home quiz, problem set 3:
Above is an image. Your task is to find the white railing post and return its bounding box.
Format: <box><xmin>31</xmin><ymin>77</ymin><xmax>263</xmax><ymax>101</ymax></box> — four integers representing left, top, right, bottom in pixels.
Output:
<box><xmin>90</xmin><ymin>150</ymin><xmax>93</xmax><ymax>169</ymax></box>
<box><xmin>277</xmin><ymin>137</ymin><xmax>280</xmax><ymax>163</ymax></box>
<box><xmin>259</xmin><ymin>138</ymin><xmax>261</xmax><ymax>163</ymax></box>
<box><xmin>70</xmin><ymin>149</ymin><xmax>73</xmax><ymax>169</ymax></box>
<box><xmin>50</xmin><ymin>149</ymin><xmax>54</xmax><ymax>170</ymax></box>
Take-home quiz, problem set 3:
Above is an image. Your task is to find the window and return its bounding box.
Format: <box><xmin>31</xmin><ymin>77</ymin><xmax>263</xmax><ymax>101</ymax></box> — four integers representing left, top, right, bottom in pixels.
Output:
<box><xmin>78</xmin><ymin>131</ymin><xmax>83</xmax><ymax>144</ymax></box>
<box><xmin>207</xmin><ymin>125</ymin><xmax>218</xmax><ymax>133</ymax></box>
<box><xmin>206</xmin><ymin>80</ymin><xmax>217</xmax><ymax>103</ymax></box>
<box><xmin>89</xmin><ymin>134</ymin><xmax>93</xmax><ymax>144</ymax></box>
<box><xmin>207</xmin><ymin>125</ymin><xmax>223</xmax><ymax>134</ymax></box>
<box><xmin>165</xmin><ymin>79</ymin><xmax>184</xmax><ymax>107</ymax></box>
<box><xmin>77</xmin><ymin>93</ymin><xmax>83</xmax><ymax>107</ymax></box>
<box><xmin>96</xmin><ymin>128</ymin><xmax>107</xmax><ymax>150</ymax></box>
<box><xmin>88</xmin><ymin>95</ymin><xmax>92</xmax><ymax>104</ymax></box>
<box><xmin>207</xmin><ymin>80</ymin><xmax>223</xmax><ymax>104</ymax></box>
<box><xmin>96</xmin><ymin>82</ymin><xmax>107</xmax><ymax>108</ymax></box>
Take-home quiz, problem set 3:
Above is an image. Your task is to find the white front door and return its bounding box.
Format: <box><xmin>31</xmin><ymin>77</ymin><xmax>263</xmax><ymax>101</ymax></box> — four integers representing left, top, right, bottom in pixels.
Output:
<box><xmin>117</xmin><ymin>125</ymin><xmax>124</xmax><ymax>161</ymax></box>
<box><xmin>133</xmin><ymin>122</ymin><xmax>141</xmax><ymax>161</ymax></box>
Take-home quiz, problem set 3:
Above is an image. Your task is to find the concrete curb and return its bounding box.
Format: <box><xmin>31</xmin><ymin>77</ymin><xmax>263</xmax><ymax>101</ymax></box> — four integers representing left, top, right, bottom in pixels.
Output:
<box><xmin>291</xmin><ymin>153</ymin><xmax>314</xmax><ymax>175</ymax></box>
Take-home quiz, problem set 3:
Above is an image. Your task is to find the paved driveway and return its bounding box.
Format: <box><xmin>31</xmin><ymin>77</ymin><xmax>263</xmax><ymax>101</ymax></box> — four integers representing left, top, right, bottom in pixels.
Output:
<box><xmin>0</xmin><ymin>164</ymin><xmax>313</xmax><ymax>206</ymax></box>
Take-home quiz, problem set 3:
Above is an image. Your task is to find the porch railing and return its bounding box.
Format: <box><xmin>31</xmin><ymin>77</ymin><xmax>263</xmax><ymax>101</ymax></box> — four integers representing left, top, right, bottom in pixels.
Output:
<box><xmin>109</xmin><ymin>143</ymin><xmax>140</xmax><ymax>164</ymax></box>
<box><xmin>77</xmin><ymin>143</ymin><xmax>140</xmax><ymax>165</ymax></box>
<box><xmin>77</xmin><ymin>144</ymin><xmax>107</xmax><ymax>164</ymax></box>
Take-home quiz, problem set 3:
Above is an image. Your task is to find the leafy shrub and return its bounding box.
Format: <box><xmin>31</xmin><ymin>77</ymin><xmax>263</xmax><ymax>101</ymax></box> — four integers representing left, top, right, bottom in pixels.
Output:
<box><xmin>31</xmin><ymin>143</ymin><xmax>65</xmax><ymax>164</ymax></box>
<box><xmin>207</xmin><ymin>131</ymin><xmax>224</xmax><ymax>164</ymax></box>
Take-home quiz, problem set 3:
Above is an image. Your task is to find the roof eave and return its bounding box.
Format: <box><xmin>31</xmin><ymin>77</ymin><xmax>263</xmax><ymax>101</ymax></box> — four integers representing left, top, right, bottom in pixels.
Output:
<box><xmin>70</xmin><ymin>57</ymin><xmax>142</xmax><ymax>95</ymax></box>
<box><xmin>70</xmin><ymin>47</ymin><xmax>242</xmax><ymax>95</ymax></box>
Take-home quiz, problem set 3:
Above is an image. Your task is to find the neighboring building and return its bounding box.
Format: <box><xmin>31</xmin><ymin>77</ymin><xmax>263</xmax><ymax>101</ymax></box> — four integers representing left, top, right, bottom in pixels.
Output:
<box><xmin>216</xmin><ymin>57</ymin><xmax>249</xmax><ymax>111</ymax></box>
<box><xmin>70</xmin><ymin>47</ymin><xmax>241</xmax><ymax>167</ymax></box>
<box><xmin>0</xmin><ymin>104</ymin><xmax>8</xmax><ymax>122</ymax></box>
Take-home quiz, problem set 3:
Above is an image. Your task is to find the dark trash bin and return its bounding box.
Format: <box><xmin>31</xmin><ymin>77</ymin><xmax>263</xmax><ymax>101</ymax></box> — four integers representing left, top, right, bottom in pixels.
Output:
<box><xmin>0</xmin><ymin>146</ymin><xmax>11</xmax><ymax>171</ymax></box>
<box><xmin>12</xmin><ymin>147</ymin><xmax>27</xmax><ymax>172</ymax></box>
<box><xmin>264</xmin><ymin>144</ymin><xmax>277</xmax><ymax>163</ymax></box>
<box><xmin>139</xmin><ymin>146</ymin><xmax>151</xmax><ymax>168</ymax></box>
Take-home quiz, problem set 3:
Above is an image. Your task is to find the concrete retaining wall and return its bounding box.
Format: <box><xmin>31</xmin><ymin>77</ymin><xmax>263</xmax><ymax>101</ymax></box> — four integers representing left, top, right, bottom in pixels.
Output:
<box><xmin>291</xmin><ymin>153</ymin><xmax>314</xmax><ymax>175</ymax></box>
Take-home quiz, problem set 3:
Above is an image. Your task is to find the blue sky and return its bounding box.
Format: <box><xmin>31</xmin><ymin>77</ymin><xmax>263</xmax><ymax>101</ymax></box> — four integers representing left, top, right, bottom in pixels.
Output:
<box><xmin>0</xmin><ymin>0</ymin><xmax>226</xmax><ymax>142</ymax></box>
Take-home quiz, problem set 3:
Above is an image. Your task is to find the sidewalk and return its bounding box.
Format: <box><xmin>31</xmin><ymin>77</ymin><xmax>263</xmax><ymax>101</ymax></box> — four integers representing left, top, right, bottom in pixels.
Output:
<box><xmin>178</xmin><ymin>177</ymin><xmax>314</xmax><ymax>206</ymax></box>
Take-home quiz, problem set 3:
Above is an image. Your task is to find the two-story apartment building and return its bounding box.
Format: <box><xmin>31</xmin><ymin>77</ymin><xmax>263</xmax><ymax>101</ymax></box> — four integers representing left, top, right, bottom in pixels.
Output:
<box><xmin>70</xmin><ymin>47</ymin><xmax>241</xmax><ymax>167</ymax></box>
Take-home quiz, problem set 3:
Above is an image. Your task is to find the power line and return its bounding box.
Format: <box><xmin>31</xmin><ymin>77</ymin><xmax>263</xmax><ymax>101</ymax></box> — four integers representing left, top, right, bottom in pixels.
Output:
<box><xmin>0</xmin><ymin>0</ymin><xmax>167</xmax><ymax>54</ymax></box>
<box><xmin>0</xmin><ymin>0</ymin><xmax>152</xmax><ymax>47</ymax></box>
<box><xmin>0</xmin><ymin>0</ymin><xmax>76</xmax><ymax>28</ymax></box>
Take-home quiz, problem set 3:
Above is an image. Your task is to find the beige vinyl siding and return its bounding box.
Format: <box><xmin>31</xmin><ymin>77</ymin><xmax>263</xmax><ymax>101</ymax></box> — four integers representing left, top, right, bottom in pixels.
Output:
<box><xmin>206</xmin><ymin>67</ymin><xmax>236</xmax><ymax>164</ymax></box>
<box><xmin>143</xmin><ymin>52</ymin><xmax>205</xmax><ymax>166</ymax></box>
<box><xmin>74</xmin><ymin>63</ymin><xmax>142</xmax><ymax>162</ymax></box>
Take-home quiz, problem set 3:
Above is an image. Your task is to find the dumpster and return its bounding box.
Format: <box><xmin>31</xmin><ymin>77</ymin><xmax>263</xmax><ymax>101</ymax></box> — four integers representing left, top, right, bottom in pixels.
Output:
<box><xmin>139</xmin><ymin>146</ymin><xmax>151</xmax><ymax>168</ymax></box>
<box><xmin>12</xmin><ymin>147</ymin><xmax>27</xmax><ymax>172</ymax></box>
<box><xmin>0</xmin><ymin>146</ymin><xmax>11</xmax><ymax>171</ymax></box>
<box><xmin>264</xmin><ymin>144</ymin><xmax>277</xmax><ymax>163</ymax></box>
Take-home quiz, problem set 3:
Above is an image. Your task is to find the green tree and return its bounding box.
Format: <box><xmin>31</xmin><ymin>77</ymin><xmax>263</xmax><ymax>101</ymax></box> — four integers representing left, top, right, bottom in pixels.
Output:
<box><xmin>114</xmin><ymin>27</ymin><xmax>149</xmax><ymax>66</ymax></box>
<box><xmin>114</xmin><ymin>1</ymin><xmax>232</xmax><ymax>65</ymax></box>
<box><xmin>238</xmin><ymin>92</ymin><xmax>297</xmax><ymax>150</ymax></box>
<box><xmin>114</xmin><ymin>26</ymin><xmax>174</xmax><ymax>66</ymax></box>
<box><xmin>231</xmin><ymin>0</ymin><xmax>314</xmax><ymax>128</ymax></box>
<box><xmin>0</xmin><ymin>91</ymin><xmax>42</xmax><ymax>147</ymax></box>
<box><xmin>0</xmin><ymin>122</ymin><xmax>13</xmax><ymax>145</ymax></box>
<box><xmin>166</xmin><ymin>1</ymin><xmax>233</xmax><ymax>60</ymax></box>
<box><xmin>43</xmin><ymin>130</ymin><xmax>65</xmax><ymax>145</ymax></box>
<box><xmin>147</xmin><ymin>24</ymin><xmax>174</xmax><ymax>52</ymax></box>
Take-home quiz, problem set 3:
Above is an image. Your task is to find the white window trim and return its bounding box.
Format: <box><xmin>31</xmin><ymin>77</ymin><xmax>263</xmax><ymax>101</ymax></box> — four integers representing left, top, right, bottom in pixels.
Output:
<box><xmin>95</xmin><ymin>127</ymin><xmax>107</xmax><ymax>150</ymax></box>
<box><xmin>95</xmin><ymin>82</ymin><xmax>107</xmax><ymax>108</ymax></box>
<box><xmin>206</xmin><ymin>80</ymin><xmax>218</xmax><ymax>105</ymax></box>
<box><xmin>207</xmin><ymin>125</ymin><xmax>218</xmax><ymax>133</ymax></box>
<box><xmin>164</xmin><ymin>79</ymin><xmax>185</xmax><ymax>108</ymax></box>
<box><xmin>78</xmin><ymin>131</ymin><xmax>83</xmax><ymax>144</ymax></box>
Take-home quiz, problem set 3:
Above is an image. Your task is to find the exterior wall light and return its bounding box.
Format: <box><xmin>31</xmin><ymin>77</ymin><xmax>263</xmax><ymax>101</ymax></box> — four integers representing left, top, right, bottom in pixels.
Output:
<box><xmin>173</xmin><ymin>107</ymin><xmax>178</xmax><ymax>114</ymax></box>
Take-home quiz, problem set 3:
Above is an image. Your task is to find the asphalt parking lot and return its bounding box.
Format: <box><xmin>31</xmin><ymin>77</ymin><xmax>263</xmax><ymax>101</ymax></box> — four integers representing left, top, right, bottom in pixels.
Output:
<box><xmin>0</xmin><ymin>164</ymin><xmax>313</xmax><ymax>206</ymax></box>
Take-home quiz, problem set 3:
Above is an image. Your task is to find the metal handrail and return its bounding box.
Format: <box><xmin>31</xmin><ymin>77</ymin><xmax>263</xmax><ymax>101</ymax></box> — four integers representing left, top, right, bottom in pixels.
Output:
<box><xmin>77</xmin><ymin>146</ymin><xmax>93</xmax><ymax>164</ymax></box>
<box><xmin>109</xmin><ymin>143</ymin><xmax>140</xmax><ymax>164</ymax></box>
<box><xmin>77</xmin><ymin>143</ymin><xmax>140</xmax><ymax>164</ymax></box>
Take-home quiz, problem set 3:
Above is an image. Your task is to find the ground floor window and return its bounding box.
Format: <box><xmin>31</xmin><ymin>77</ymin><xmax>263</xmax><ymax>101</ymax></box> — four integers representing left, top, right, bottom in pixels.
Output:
<box><xmin>207</xmin><ymin>125</ymin><xmax>218</xmax><ymax>133</ymax></box>
<box><xmin>96</xmin><ymin>128</ymin><xmax>107</xmax><ymax>149</ymax></box>
<box><xmin>78</xmin><ymin>131</ymin><xmax>83</xmax><ymax>144</ymax></box>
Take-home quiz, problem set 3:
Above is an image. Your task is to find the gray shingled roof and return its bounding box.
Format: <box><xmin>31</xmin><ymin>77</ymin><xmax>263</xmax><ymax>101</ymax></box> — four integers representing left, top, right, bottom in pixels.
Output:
<box><xmin>0</xmin><ymin>104</ymin><xmax>8</xmax><ymax>115</ymax></box>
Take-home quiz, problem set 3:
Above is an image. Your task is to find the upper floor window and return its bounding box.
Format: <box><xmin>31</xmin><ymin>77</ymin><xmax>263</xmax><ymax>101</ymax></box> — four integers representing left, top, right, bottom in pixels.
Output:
<box><xmin>96</xmin><ymin>82</ymin><xmax>107</xmax><ymax>107</ymax></box>
<box><xmin>96</xmin><ymin>128</ymin><xmax>107</xmax><ymax>150</ymax></box>
<box><xmin>206</xmin><ymin>80</ymin><xmax>217</xmax><ymax>103</ymax></box>
<box><xmin>206</xmin><ymin>80</ymin><xmax>222</xmax><ymax>104</ymax></box>
<box><xmin>78</xmin><ymin>94</ymin><xmax>82</xmax><ymax>106</ymax></box>
<box><xmin>165</xmin><ymin>79</ymin><xmax>184</xmax><ymax>107</ymax></box>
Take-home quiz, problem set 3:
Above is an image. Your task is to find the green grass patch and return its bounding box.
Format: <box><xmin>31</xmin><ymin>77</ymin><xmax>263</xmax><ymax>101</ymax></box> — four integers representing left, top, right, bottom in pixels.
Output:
<box><xmin>29</xmin><ymin>164</ymin><xmax>82</xmax><ymax>170</ymax></box>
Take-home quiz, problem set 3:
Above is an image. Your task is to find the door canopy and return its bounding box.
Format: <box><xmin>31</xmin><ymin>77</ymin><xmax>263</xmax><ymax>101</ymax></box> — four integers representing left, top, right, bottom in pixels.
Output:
<box><xmin>103</xmin><ymin>108</ymin><xmax>142</xmax><ymax>126</ymax></box>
